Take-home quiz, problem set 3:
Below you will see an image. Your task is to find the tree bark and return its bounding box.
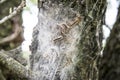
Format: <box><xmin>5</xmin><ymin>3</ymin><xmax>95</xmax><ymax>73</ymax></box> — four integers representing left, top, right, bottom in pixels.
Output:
<box><xmin>99</xmin><ymin>5</ymin><xmax>120</xmax><ymax>80</ymax></box>
<box><xmin>30</xmin><ymin>0</ymin><xmax>106</xmax><ymax>80</ymax></box>
<box><xmin>0</xmin><ymin>51</ymin><xmax>31</xmax><ymax>80</ymax></box>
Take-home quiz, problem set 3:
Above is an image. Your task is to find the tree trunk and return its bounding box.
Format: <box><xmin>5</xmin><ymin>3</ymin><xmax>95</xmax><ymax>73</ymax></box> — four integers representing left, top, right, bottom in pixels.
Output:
<box><xmin>30</xmin><ymin>0</ymin><xmax>106</xmax><ymax>80</ymax></box>
<box><xmin>99</xmin><ymin>5</ymin><xmax>120</xmax><ymax>80</ymax></box>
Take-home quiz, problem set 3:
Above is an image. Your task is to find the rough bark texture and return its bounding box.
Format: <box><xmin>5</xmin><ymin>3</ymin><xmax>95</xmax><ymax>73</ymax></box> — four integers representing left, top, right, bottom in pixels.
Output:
<box><xmin>0</xmin><ymin>51</ymin><xmax>30</xmax><ymax>80</ymax></box>
<box><xmin>0</xmin><ymin>47</ymin><xmax>30</xmax><ymax>80</ymax></box>
<box><xmin>30</xmin><ymin>0</ymin><xmax>106</xmax><ymax>80</ymax></box>
<box><xmin>99</xmin><ymin>5</ymin><xmax>120</xmax><ymax>80</ymax></box>
<box><xmin>76</xmin><ymin>0</ymin><xmax>106</xmax><ymax>79</ymax></box>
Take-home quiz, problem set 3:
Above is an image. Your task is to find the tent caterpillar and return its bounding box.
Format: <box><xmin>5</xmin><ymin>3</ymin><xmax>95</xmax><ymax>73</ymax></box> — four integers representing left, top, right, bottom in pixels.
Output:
<box><xmin>53</xmin><ymin>15</ymin><xmax>81</xmax><ymax>42</ymax></box>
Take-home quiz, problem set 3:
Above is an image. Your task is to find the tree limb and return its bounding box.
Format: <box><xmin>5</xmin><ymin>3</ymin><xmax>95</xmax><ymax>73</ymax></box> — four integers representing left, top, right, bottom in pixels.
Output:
<box><xmin>0</xmin><ymin>51</ymin><xmax>33</xmax><ymax>79</ymax></box>
<box><xmin>0</xmin><ymin>15</ymin><xmax>24</xmax><ymax>44</ymax></box>
<box><xmin>0</xmin><ymin>0</ymin><xmax>26</xmax><ymax>24</ymax></box>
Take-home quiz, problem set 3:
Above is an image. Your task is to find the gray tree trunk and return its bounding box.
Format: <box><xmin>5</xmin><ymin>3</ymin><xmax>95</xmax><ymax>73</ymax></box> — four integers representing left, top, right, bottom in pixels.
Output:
<box><xmin>30</xmin><ymin>0</ymin><xmax>106</xmax><ymax>80</ymax></box>
<box><xmin>99</xmin><ymin>5</ymin><xmax>120</xmax><ymax>80</ymax></box>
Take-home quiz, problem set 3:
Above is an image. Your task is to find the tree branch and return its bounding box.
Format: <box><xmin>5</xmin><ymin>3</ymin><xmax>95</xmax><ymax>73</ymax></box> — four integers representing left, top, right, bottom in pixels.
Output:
<box><xmin>0</xmin><ymin>51</ymin><xmax>33</xmax><ymax>79</ymax></box>
<box><xmin>0</xmin><ymin>16</ymin><xmax>24</xmax><ymax>44</ymax></box>
<box><xmin>0</xmin><ymin>0</ymin><xmax>26</xmax><ymax>24</ymax></box>
<box><xmin>0</xmin><ymin>0</ymin><xmax>6</xmax><ymax>4</ymax></box>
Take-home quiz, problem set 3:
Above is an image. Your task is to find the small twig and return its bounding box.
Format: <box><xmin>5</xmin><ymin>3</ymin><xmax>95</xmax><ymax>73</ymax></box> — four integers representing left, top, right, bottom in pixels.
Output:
<box><xmin>0</xmin><ymin>0</ymin><xmax>26</xmax><ymax>24</ymax></box>
<box><xmin>0</xmin><ymin>25</ymin><xmax>22</xmax><ymax>44</ymax></box>
<box><xmin>0</xmin><ymin>16</ymin><xmax>23</xmax><ymax>44</ymax></box>
<box><xmin>105</xmin><ymin>24</ymin><xmax>111</xmax><ymax>30</ymax></box>
<box><xmin>88</xmin><ymin>0</ymin><xmax>99</xmax><ymax>18</ymax></box>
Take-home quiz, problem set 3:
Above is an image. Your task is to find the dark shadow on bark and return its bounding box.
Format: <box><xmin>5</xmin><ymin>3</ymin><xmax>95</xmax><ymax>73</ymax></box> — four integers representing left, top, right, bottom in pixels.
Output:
<box><xmin>99</xmin><ymin>4</ymin><xmax>120</xmax><ymax>80</ymax></box>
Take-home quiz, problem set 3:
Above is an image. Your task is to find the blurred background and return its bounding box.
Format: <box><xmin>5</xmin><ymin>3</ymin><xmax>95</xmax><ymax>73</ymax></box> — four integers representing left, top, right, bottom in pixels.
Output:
<box><xmin>22</xmin><ymin>0</ymin><xmax>38</xmax><ymax>52</ymax></box>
